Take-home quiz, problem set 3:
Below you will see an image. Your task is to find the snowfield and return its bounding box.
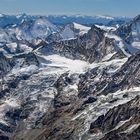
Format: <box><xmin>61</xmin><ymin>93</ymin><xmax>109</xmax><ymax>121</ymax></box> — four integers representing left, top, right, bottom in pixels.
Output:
<box><xmin>38</xmin><ymin>54</ymin><xmax>89</xmax><ymax>74</ymax></box>
<box><xmin>95</xmin><ymin>25</ymin><xmax>117</xmax><ymax>32</ymax></box>
<box><xmin>73</xmin><ymin>22</ymin><xmax>91</xmax><ymax>35</ymax></box>
<box><xmin>105</xmin><ymin>33</ymin><xmax>131</xmax><ymax>57</ymax></box>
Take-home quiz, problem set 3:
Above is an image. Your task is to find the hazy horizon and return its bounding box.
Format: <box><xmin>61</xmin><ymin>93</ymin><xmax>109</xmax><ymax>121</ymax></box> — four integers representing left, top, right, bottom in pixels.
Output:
<box><xmin>0</xmin><ymin>0</ymin><xmax>139</xmax><ymax>18</ymax></box>
<box><xmin>0</xmin><ymin>13</ymin><xmax>136</xmax><ymax>18</ymax></box>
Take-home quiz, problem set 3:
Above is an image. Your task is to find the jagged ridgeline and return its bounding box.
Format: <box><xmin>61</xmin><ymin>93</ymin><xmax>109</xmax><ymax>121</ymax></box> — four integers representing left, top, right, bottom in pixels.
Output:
<box><xmin>0</xmin><ymin>14</ymin><xmax>140</xmax><ymax>140</ymax></box>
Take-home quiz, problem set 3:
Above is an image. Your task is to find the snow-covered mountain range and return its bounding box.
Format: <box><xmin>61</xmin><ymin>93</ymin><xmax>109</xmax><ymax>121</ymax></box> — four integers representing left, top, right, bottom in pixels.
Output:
<box><xmin>0</xmin><ymin>13</ymin><xmax>131</xmax><ymax>27</ymax></box>
<box><xmin>0</xmin><ymin>14</ymin><xmax>140</xmax><ymax>140</ymax></box>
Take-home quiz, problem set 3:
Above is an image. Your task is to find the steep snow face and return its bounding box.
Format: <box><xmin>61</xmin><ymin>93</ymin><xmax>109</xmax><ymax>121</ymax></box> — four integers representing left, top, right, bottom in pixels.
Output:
<box><xmin>95</xmin><ymin>25</ymin><xmax>117</xmax><ymax>32</ymax></box>
<box><xmin>105</xmin><ymin>33</ymin><xmax>131</xmax><ymax>57</ymax></box>
<box><xmin>132</xmin><ymin>19</ymin><xmax>140</xmax><ymax>38</ymax></box>
<box><xmin>61</xmin><ymin>22</ymin><xmax>90</xmax><ymax>40</ymax></box>
<box><xmin>131</xmin><ymin>20</ymin><xmax>140</xmax><ymax>49</ymax></box>
<box><xmin>18</xmin><ymin>18</ymin><xmax>59</xmax><ymax>41</ymax></box>
<box><xmin>61</xmin><ymin>25</ymin><xmax>76</xmax><ymax>40</ymax></box>
<box><xmin>116</xmin><ymin>16</ymin><xmax>140</xmax><ymax>53</ymax></box>
<box><xmin>31</xmin><ymin>18</ymin><xmax>58</xmax><ymax>38</ymax></box>
<box><xmin>89</xmin><ymin>57</ymin><xmax>128</xmax><ymax>76</ymax></box>
<box><xmin>73</xmin><ymin>22</ymin><xmax>91</xmax><ymax>35</ymax></box>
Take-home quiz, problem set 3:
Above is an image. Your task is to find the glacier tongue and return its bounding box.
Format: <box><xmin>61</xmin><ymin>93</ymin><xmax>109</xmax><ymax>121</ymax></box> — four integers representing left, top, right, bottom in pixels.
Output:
<box><xmin>39</xmin><ymin>54</ymin><xmax>89</xmax><ymax>74</ymax></box>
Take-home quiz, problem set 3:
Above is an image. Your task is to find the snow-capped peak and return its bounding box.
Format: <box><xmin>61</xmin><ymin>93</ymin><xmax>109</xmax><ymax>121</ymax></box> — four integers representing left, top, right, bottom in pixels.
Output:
<box><xmin>16</xmin><ymin>13</ymin><xmax>27</xmax><ymax>19</ymax></box>
<box><xmin>18</xmin><ymin>17</ymin><xmax>59</xmax><ymax>41</ymax></box>
<box><xmin>97</xmin><ymin>15</ymin><xmax>114</xmax><ymax>20</ymax></box>
<box><xmin>0</xmin><ymin>13</ymin><xmax>4</xmax><ymax>18</ymax></box>
<box><xmin>73</xmin><ymin>22</ymin><xmax>91</xmax><ymax>35</ymax></box>
<box><xmin>61</xmin><ymin>24</ymin><xmax>76</xmax><ymax>40</ymax></box>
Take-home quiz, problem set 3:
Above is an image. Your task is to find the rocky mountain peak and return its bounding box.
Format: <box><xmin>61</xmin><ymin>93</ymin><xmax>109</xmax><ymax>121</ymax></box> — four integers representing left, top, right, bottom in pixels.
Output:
<box><xmin>133</xmin><ymin>14</ymin><xmax>140</xmax><ymax>23</ymax></box>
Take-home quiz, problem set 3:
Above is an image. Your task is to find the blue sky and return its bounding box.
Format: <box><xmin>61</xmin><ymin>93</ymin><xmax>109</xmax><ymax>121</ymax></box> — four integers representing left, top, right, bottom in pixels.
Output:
<box><xmin>0</xmin><ymin>0</ymin><xmax>139</xmax><ymax>17</ymax></box>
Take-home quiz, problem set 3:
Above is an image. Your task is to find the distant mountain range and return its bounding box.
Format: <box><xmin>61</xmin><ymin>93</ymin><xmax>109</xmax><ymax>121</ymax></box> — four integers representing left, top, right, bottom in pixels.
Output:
<box><xmin>0</xmin><ymin>13</ymin><xmax>131</xmax><ymax>27</ymax></box>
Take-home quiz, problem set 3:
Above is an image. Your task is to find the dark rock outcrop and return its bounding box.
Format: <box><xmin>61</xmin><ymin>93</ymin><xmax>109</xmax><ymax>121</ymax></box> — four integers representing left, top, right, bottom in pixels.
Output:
<box><xmin>89</xmin><ymin>96</ymin><xmax>140</xmax><ymax>140</ymax></box>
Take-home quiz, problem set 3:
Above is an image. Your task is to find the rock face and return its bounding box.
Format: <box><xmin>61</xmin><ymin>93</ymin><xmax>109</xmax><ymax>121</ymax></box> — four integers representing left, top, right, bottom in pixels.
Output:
<box><xmin>39</xmin><ymin>25</ymin><xmax>125</xmax><ymax>63</ymax></box>
<box><xmin>11</xmin><ymin>52</ymin><xmax>140</xmax><ymax>140</ymax></box>
<box><xmin>116</xmin><ymin>15</ymin><xmax>140</xmax><ymax>53</ymax></box>
<box><xmin>90</xmin><ymin>96</ymin><xmax>140</xmax><ymax>140</ymax></box>
<box><xmin>0</xmin><ymin>14</ymin><xmax>140</xmax><ymax>140</ymax></box>
<box><xmin>0</xmin><ymin>52</ymin><xmax>15</xmax><ymax>77</ymax></box>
